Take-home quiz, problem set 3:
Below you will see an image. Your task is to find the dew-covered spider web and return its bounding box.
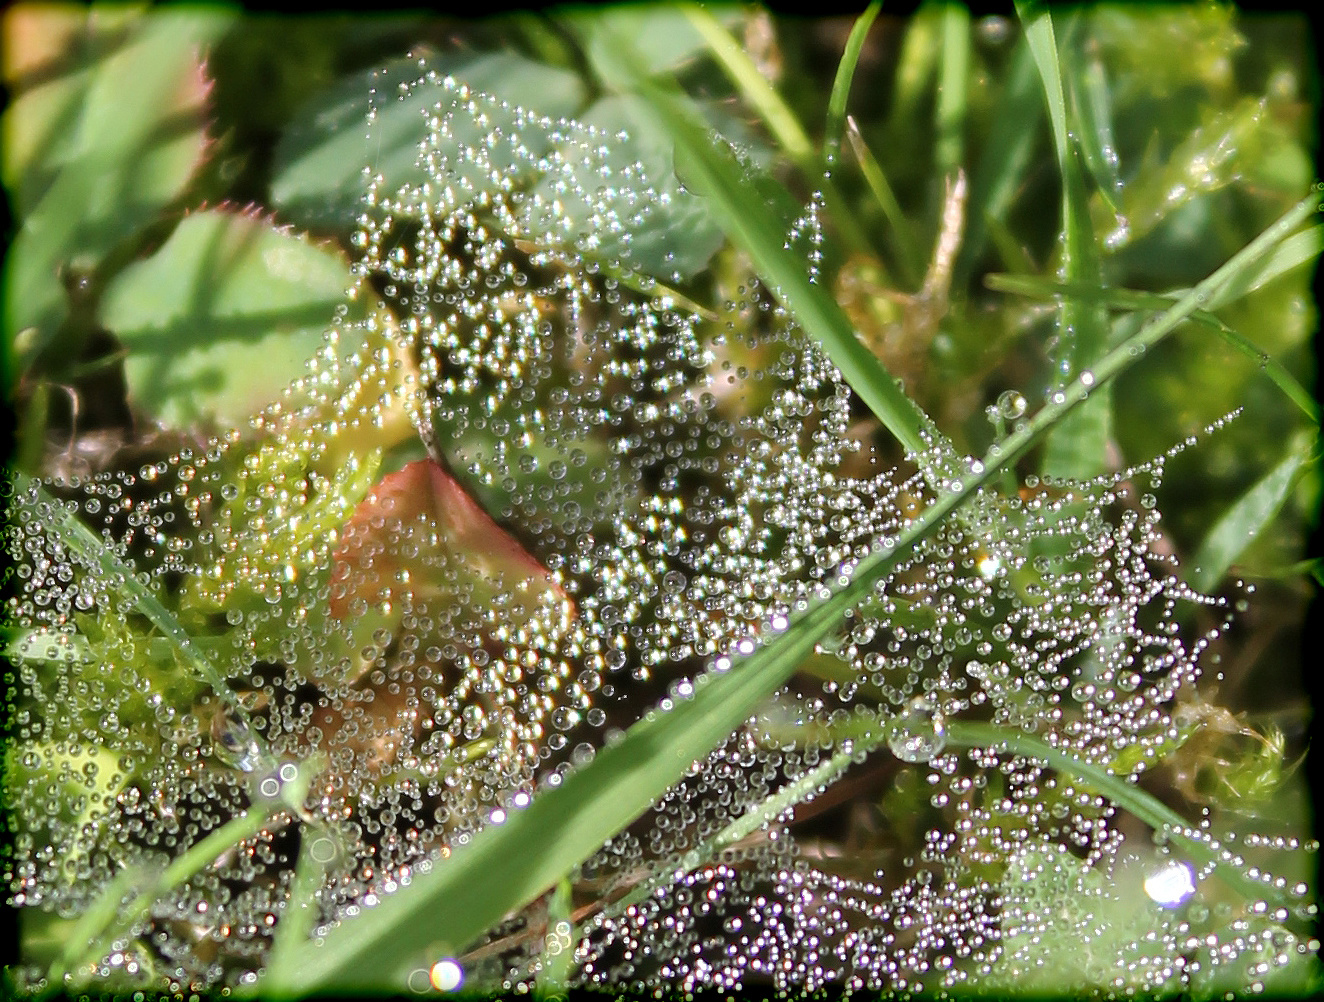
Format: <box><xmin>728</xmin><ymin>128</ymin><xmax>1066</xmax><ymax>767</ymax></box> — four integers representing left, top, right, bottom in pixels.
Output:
<box><xmin>4</xmin><ymin>57</ymin><xmax>1317</xmax><ymax>998</ymax></box>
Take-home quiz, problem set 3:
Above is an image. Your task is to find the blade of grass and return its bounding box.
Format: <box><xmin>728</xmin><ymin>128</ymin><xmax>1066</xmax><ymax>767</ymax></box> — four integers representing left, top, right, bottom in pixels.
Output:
<box><xmin>263</xmin><ymin>819</ymin><xmax>349</xmax><ymax>1000</ymax></box>
<box><xmin>678</xmin><ymin>3</ymin><xmax>814</xmax><ymax>165</ymax></box>
<box><xmin>888</xmin><ymin>6</ymin><xmax>941</xmax><ymax>130</ymax></box>
<box><xmin>1018</xmin><ymin>4</ymin><xmax>1111</xmax><ymax>479</ymax></box>
<box><xmin>934</xmin><ymin>4</ymin><xmax>970</xmax><ymax>178</ymax></box>
<box><xmin>952</xmin><ymin>35</ymin><xmax>1041</xmax><ymax>288</ymax></box>
<box><xmin>260</xmin><ymin>191</ymin><xmax>1319</xmax><ymax>996</ymax></box>
<box><xmin>42</xmin><ymin>800</ymin><xmax>287</xmax><ymax>996</ymax></box>
<box><xmin>845</xmin><ymin>114</ymin><xmax>924</xmax><ymax>288</ymax></box>
<box><xmin>535</xmin><ymin>877</ymin><xmax>575</xmax><ymax>999</ymax></box>
<box><xmin>824</xmin><ymin>2</ymin><xmax>883</xmax><ymax>165</ymax></box>
<box><xmin>1201</xmin><ymin>224</ymin><xmax>1324</xmax><ymax>311</ymax></box>
<box><xmin>1069</xmin><ymin>43</ymin><xmax>1124</xmax><ymax>219</ymax></box>
<box><xmin>1188</xmin><ymin>440</ymin><xmax>1315</xmax><ymax>593</ymax></box>
<box><xmin>984</xmin><ymin>273</ymin><xmax>1319</xmax><ymax>423</ymax></box>
<box><xmin>944</xmin><ymin>722</ymin><xmax>1301</xmax><ymax>915</ymax></box>
<box><xmin>579</xmin><ymin>19</ymin><xmax>945</xmax><ymax>462</ymax></box>
<box><xmin>616</xmin><ymin>707</ymin><xmax>1305</xmax><ymax>922</ymax></box>
<box><xmin>676</xmin><ymin>3</ymin><xmax>869</xmax><ymax>255</ymax></box>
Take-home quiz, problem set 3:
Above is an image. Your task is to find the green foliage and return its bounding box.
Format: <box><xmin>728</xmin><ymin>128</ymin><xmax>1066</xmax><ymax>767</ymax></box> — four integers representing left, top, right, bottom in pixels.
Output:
<box><xmin>100</xmin><ymin>209</ymin><xmax>363</xmax><ymax>429</ymax></box>
<box><xmin>4</xmin><ymin>9</ymin><xmax>231</xmax><ymax>386</ymax></box>
<box><xmin>3</xmin><ymin>4</ymin><xmax>1319</xmax><ymax>999</ymax></box>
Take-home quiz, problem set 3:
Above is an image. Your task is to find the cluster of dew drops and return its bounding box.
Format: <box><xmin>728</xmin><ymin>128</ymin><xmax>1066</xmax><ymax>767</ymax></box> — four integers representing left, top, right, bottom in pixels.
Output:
<box><xmin>4</xmin><ymin>56</ymin><xmax>1317</xmax><ymax>997</ymax></box>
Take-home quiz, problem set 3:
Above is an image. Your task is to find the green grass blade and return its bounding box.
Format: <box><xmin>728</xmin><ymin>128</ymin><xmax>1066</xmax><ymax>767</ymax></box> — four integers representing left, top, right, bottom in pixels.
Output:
<box><xmin>845</xmin><ymin>115</ymin><xmax>924</xmax><ymax>288</ymax></box>
<box><xmin>1018</xmin><ymin>4</ymin><xmax>1111</xmax><ymax>479</ymax></box>
<box><xmin>952</xmin><ymin>36</ymin><xmax>1041</xmax><ymax>288</ymax></box>
<box><xmin>984</xmin><ymin>273</ymin><xmax>1320</xmax><ymax>422</ymax></box>
<box><xmin>676</xmin><ymin>3</ymin><xmax>869</xmax><ymax>254</ymax></box>
<box><xmin>535</xmin><ymin>877</ymin><xmax>576</xmax><ymax>998</ymax></box>
<box><xmin>1188</xmin><ymin>442</ymin><xmax>1315</xmax><ymax>593</ymax></box>
<box><xmin>945</xmin><ymin>722</ymin><xmax>1300</xmax><ymax>914</ymax></box>
<box><xmin>1068</xmin><ymin>43</ymin><xmax>1124</xmax><ymax>219</ymax></box>
<box><xmin>580</xmin><ymin>22</ymin><xmax>943</xmax><ymax>461</ymax></box>
<box><xmin>46</xmin><ymin>804</ymin><xmax>283</xmax><ymax>994</ymax></box>
<box><xmin>263</xmin><ymin>819</ymin><xmax>349</xmax><ymax>1000</ymax></box>
<box><xmin>679</xmin><ymin>3</ymin><xmax>814</xmax><ymax>165</ymax></box>
<box><xmin>935</xmin><ymin>4</ymin><xmax>970</xmax><ymax>177</ymax></box>
<box><xmin>1202</xmin><ymin>224</ymin><xmax>1324</xmax><ymax>312</ymax></box>
<box><xmin>825</xmin><ymin>2</ymin><xmax>883</xmax><ymax>165</ymax></box>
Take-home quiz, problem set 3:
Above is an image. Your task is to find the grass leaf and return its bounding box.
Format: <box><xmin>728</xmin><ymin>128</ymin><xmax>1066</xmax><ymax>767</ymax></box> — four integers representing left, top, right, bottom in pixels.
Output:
<box><xmin>1188</xmin><ymin>442</ymin><xmax>1315</xmax><ymax>593</ymax></box>
<box><xmin>824</xmin><ymin>2</ymin><xmax>882</xmax><ymax>165</ymax></box>
<box><xmin>934</xmin><ymin>4</ymin><xmax>970</xmax><ymax>177</ymax></box>
<box><xmin>579</xmin><ymin>18</ymin><xmax>943</xmax><ymax>460</ymax></box>
<box><xmin>1018</xmin><ymin>4</ymin><xmax>1111</xmax><ymax>479</ymax></box>
<box><xmin>952</xmin><ymin>36</ymin><xmax>1041</xmax><ymax>288</ymax></box>
<box><xmin>984</xmin><ymin>272</ymin><xmax>1320</xmax><ymax>423</ymax></box>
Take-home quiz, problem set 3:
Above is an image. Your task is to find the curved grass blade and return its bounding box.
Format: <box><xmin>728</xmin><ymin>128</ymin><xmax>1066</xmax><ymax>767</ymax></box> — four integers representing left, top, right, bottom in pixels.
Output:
<box><xmin>675</xmin><ymin>3</ymin><xmax>868</xmax><ymax>254</ymax></box>
<box><xmin>580</xmin><ymin>20</ymin><xmax>943</xmax><ymax>461</ymax></box>
<box><xmin>845</xmin><ymin>114</ymin><xmax>924</xmax><ymax>288</ymax></box>
<box><xmin>824</xmin><ymin>2</ymin><xmax>883</xmax><ymax>165</ymax></box>
<box><xmin>600</xmin><ymin>708</ymin><xmax>1305</xmax><ymax>936</ymax></box>
<box><xmin>1018</xmin><ymin>3</ymin><xmax>1110</xmax><ymax>479</ymax></box>
<box><xmin>984</xmin><ymin>272</ymin><xmax>1320</xmax><ymax>423</ymax></box>
<box><xmin>677</xmin><ymin>3</ymin><xmax>813</xmax><ymax>166</ymax></box>
<box><xmin>12</xmin><ymin>473</ymin><xmax>257</xmax><ymax>733</ymax></box>
<box><xmin>263</xmin><ymin>817</ymin><xmax>351</xmax><ymax>996</ymax></box>
<box><xmin>945</xmin><ymin>722</ymin><xmax>1302</xmax><ymax>918</ymax></box>
<box><xmin>1069</xmin><ymin>44</ymin><xmax>1124</xmax><ymax>218</ymax></box>
<box><xmin>1188</xmin><ymin>441</ymin><xmax>1316</xmax><ymax>592</ymax></box>
<box><xmin>1201</xmin><ymin>224</ymin><xmax>1324</xmax><ymax>312</ymax></box>
<box><xmin>42</xmin><ymin>800</ymin><xmax>287</xmax><ymax>996</ymax></box>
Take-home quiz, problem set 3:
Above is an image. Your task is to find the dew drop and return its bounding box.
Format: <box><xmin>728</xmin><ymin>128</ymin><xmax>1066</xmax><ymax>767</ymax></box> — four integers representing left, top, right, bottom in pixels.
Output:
<box><xmin>888</xmin><ymin>696</ymin><xmax>947</xmax><ymax>764</ymax></box>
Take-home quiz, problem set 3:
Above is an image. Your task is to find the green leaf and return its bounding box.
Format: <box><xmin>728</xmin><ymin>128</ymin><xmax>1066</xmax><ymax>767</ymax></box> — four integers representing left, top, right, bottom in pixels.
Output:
<box><xmin>1019</xmin><ymin>5</ymin><xmax>1111</xmax><ymax>479</ymax></box>
<box><xmin>1188</xmin><ymin>442</ymin><xmax>1313</xmax><ymax>592</ymax></box>
<box><xmin>952</xmin><ymin>36</ymin><xmax>1042</xmax><ymax>288</ymax></box>
<box><xmin>1116</xmin><ymin>98</ymin><xmax>1274</xmax><ymax>251</ymax></box>
<box><xmin>99</xmin><ymin>209</ymin><xmax>359</xmax><ymax>429</ymax></box>
<box><xmin>270</xmin><ymin>50</ymin><xmax>587</xmax><ymax>234</ymax></box>
<box><xmin>824</xmin><ymin>2</ymin><xmax>882</xmax><ymax>165</ymax></box>
<box><xmin>2</xmin><ymin>8</ymin><xmax>231</xmax><ymax>372</ymax></box>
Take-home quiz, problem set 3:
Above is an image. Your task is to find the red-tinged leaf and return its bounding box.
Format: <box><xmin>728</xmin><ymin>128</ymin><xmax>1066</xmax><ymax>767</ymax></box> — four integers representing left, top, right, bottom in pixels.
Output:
<box><xmin>328</xmin><ymin>459</ymin><xmax>570</xmax><ymax>627</ymax></box>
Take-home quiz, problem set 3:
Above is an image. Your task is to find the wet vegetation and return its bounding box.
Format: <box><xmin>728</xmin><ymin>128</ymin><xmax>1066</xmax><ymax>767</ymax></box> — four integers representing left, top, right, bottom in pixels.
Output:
<box><xmin>3</xmin><ymin>5</ymin><xmax>1320</xmax><ymax>999</ymax></box>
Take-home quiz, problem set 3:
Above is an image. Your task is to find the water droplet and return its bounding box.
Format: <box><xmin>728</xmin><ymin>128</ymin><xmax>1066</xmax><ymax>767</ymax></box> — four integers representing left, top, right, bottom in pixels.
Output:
<box><xmin>888</xmin><ymin>696</ymin><xmax>947</xmax><ymax>763</ymax></box>
<box><xmin>1144</xmin><ymin>860</ymin><xmax>1197</xmax><ymax>907</ymax></box>
<box><xmin>995</xmin><ymin>390</ymin><xmax>1027</xmax><ymax>420</ymax></box>
<box><xmin>429</xmin><ymin>958</ymin><xmax>464</xmax><ymax>991</ymax></box>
